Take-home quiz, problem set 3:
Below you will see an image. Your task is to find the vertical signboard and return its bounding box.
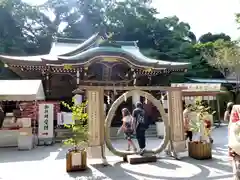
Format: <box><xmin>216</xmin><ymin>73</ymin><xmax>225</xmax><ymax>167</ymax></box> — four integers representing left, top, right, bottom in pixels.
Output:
<box><xmin>38</xmin><ymin>103</ymin><xmax>54</xmax><ymax>139</ymax></box>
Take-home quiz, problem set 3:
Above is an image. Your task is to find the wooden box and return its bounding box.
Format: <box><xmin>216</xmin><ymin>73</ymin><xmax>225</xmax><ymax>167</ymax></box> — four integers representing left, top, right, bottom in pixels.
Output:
<box><xmin>188</xmin><ymin>142</ymin><xmax>212</xmax><ymax>160</ymax></box>
<box><xmin>66</xmin><ymin>150</ymin><xmax>87</xmax><ymax>172</ymax></box>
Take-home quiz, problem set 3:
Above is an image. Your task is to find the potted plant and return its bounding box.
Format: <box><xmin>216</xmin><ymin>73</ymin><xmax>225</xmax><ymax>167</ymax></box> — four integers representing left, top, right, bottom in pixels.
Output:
<box><xmin>61</xmin><ymin>101</ymin><xmax>88</xmax><ymax>172</ymax></box>
<box><xmin>188</xmin><ymin>99</ymin><xmax>215</xmax><ymax>160</ymax></box>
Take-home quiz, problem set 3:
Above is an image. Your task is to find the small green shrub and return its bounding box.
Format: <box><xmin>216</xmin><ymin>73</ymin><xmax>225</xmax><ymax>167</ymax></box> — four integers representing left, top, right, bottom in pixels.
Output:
<box><xmin>61</xmin><ymin>100</ymin><xmax>88</xmax><ymax>151</ymax></box>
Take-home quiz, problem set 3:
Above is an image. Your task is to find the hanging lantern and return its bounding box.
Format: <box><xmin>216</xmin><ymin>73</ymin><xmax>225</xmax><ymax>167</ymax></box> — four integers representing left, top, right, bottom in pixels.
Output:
<box><xmin>107</xmin><ymin>95</ymin><xmax>111</xmax><ymax>105</ymax></box>
<box><xmin>145</xmin><ymin>94</ymin><xmax>148</xmax><ymax>104</ymax></box>
<box><xmin>114</xmin><ymin>89</ymin><xmax>117</xmax><ymax>95</ymax></box>
<box><xmin>124</xmin><ymin>93</ymin><xmax>127</xmax><ymax>102</ymax></box>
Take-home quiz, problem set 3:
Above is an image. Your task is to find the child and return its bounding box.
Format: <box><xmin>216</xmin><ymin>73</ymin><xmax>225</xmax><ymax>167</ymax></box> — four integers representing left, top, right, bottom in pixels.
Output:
<box><xmin>117</xmin><ymin>108</ymin><xmax>137</xmax><ymax>151</ymax></box>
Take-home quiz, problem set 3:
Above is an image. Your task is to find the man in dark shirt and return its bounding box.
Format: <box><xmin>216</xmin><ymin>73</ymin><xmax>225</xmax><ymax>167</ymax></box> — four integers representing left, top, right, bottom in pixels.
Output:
<box><xmin>132</xmin><ymin>101</ymin><xmax>147</xmax><ymax>155</ymax></box>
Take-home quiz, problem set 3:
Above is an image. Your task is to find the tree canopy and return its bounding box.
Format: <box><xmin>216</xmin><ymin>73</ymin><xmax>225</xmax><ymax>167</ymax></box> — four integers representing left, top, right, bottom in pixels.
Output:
<box><xmin>0</xmin><ymin>0</ymin><xmax>235</xmax><ymax>80</ymax></box>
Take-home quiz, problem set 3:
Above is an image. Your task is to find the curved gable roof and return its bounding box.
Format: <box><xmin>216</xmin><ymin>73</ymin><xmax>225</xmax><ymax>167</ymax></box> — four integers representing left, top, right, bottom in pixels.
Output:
<box><xmin>49</xmin><ymin>33</ymin><xmax>101</xmax><ymax>56</ymax></box>
<box><xmin>0</xmin><ymin>32</ymin><xmax>190</xmax><ymax>70</ymax></box>
<box><xmin>57</xmin><ymin>46</ymin><xmax>189</xmax><ymax>69</ymax></box>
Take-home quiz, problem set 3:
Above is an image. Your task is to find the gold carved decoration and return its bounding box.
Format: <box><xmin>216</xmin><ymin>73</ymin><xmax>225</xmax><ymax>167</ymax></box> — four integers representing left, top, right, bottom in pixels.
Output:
<box><xmin>101</xmin><ymin>57</ymin><xmax>119</xmax><ymax>62</ymax></box>
<box><xmin>63</xmin><ymin>64</ymin><xmax>73</xmax><ymax>70</ymax></box>
<box><xmin>144</xmin><ymin>68</ymin><xmax>152</xmax><ymax>72</ymax></box>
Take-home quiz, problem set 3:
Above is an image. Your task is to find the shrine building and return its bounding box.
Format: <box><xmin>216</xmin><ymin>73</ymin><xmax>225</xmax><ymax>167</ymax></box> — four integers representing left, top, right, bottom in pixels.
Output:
<box><xmin>0</xmin><ymin>32</ymin><xmax>189</xmax><ymax>128</ymax></box>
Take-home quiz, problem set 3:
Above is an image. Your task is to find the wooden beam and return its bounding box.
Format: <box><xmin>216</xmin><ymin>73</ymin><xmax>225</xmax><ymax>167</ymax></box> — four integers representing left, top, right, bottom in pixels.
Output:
<box><xmin>73</xmin><ymin>85</ymin><xmax>186</xmax><ymax>93</ymax></box>
<box><xmin>81</xmin><ymin>80</ymin><xmax>133</xmax><ymax>84</ymax></box>
<box><xmin>182</xmin><ymin>91</ymin><xmax>224</xmax><ymax>96</ymax></box>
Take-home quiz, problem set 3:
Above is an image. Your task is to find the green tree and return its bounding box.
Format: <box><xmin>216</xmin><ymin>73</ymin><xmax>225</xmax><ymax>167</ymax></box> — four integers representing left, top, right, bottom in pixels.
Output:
<box><xmin>185</xmin><ymin>42</ymin><xmax>223</xmax><ymax>78</ymax></box>
<box><xmin>0</xmin><ymin>0</ymin><xmax>230</xmax><ymax>84</ymax></box>
<box><xmin>203</xmin><ymin>39</ymin><xmax>240</xmax><ymax>102</ymax></box>
<box><xmin>199</xmin><ymin>32</ymin><xmax>231</xmax><ymax>43</ymax></box>
<box><xmin>0</xmin><ymin>0</ymin><xmax>55</xmax><ymax>55</ymax></box>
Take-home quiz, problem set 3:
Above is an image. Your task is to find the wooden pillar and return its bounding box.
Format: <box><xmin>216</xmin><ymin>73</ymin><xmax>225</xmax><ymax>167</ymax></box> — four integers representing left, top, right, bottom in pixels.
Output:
<box><xmin>168</xmin><ymin>90</ymin><xmax>186</xmax><ymax>152</ymax></box>
<box><xmin>87</xmin><ymin>87</ymin><xmax>105</xmax><ymax>158</ymax></box>
<box><xmin>42</xmin><ymin>70</ymin><xmax>51</xmax><ymax>97</ymax></box>
<box><xmin>216</xmin><ymin>96</ymin><xmax>221</xmax><ymax>126</ymax></box>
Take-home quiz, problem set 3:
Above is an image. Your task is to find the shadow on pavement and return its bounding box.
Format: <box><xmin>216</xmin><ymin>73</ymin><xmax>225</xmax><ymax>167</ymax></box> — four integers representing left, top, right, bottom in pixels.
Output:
<box><xmin>55</xmin><ymin>145</ymin><xmax>69</xmax><ymax>160</ymax></box>
<box><xmin>66</xmin><ymin>163</ymin><xmax>138</xmax><ymax>180</ymax></box>
<box><xmin>0</xmin><ymin>126</ymin><xmax>233</xmax><ymax>180</ymax></box>
<box><xmin>67</xmin><ymin>168</ymin><xmax>98</xmax><ymax>180</ymax></box>
<box><xmin>91</xmin><ymin>163</ymin><xmax>139</xmax><ymax>180</ymax></box>
<box><xmin>79</xmin><ymin>154</ymin><xmax>233</xmax><ymax>180</ymax></box>
<box><xmin>0</xmin><ymin>145</ymin><xmax>61</xmax><ymax>163</ymax></box>
<box><xmin>177</xmin><ymin>157</ymin><xmax>232</xmax><ymax>180</ymax></box>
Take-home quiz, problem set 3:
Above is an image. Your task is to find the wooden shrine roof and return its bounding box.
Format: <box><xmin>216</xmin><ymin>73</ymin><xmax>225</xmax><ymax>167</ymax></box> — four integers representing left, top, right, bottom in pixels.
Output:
<box><xmin>0</xmin><ymin>32</ymin><xmax>190</xmax><ymax>71</ymax></box>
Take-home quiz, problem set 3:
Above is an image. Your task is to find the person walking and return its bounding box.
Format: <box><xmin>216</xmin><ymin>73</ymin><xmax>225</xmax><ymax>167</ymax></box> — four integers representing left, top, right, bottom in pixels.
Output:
<box><xmin>0</xmin><ymin>105</ymin><xmax>4</xmax><ymax>128</ymax></box>
<box><xmin>224</xmin><ymin>102</ymin><xmax>234</xmax><ymax>122</ymax></box>
<box><xmin>228</xmin><ymin>103</ymin><xmax>240</xmax><ymax>179</ymax></box>
<box><xmin>132</xmin><ymin>101</ymin><xmax>148</xmax><ymax>155</ymax></box>
<box><xmin>117</xmin><ymin>108</ymin><xmax>137</xmax><ymax>151</ymax></box>
<box><xmin>183</xmin><ymin>104</ymin><xmax>193</xmax><ymax>142</ymax></box>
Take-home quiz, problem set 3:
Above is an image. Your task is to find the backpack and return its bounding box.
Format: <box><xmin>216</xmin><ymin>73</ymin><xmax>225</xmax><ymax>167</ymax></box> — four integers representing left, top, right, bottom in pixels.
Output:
<box><xmin>135</xmin><ymin>108</ymin><xmax>149</xmax><ymax>130</ymax></box>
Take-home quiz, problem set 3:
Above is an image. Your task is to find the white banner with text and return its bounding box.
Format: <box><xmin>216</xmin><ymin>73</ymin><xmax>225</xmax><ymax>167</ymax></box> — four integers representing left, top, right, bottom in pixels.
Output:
<box><xmin>38</xmin><ymin>103</ymin><xmax>54</xmax><ymax>139</ymax></box>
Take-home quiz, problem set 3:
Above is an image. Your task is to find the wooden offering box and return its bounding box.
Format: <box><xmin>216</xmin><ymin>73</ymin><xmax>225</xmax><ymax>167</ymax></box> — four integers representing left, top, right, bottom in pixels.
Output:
<box><xmin>66</xmin><ymin>149</ymin><xmax>87</xmax><ymax>172</ymax></box>
<box><xmin>188</xmin><ymin>141</ymin><xmax>212</xmax><ymax>160</ymax></box>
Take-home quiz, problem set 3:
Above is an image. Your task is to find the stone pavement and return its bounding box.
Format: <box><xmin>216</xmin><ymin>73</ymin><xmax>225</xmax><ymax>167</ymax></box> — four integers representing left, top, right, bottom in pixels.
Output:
<box><xmin>0</xmin><ymin>125</ymin><xmax>233</xmax><ymax>180</ymax></box>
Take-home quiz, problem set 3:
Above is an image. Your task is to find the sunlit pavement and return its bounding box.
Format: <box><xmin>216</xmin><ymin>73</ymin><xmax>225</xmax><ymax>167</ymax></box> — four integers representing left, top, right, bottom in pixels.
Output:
<box><xmin>0</xmin><ymin>125</ymin><xmax>233</xmax><ymax>180</ymax></box>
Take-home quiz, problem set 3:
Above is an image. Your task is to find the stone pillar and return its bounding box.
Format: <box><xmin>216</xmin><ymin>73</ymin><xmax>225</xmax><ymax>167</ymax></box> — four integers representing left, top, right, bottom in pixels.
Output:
<box><xmin>167</xmin><ymin>90</ymin><xmax>185</xmax><ymax>152</ymax></box>
<box><xmin>87</xmin><ymin>88</ymin><xmax>105</xmax><ymax>158</ymax></box>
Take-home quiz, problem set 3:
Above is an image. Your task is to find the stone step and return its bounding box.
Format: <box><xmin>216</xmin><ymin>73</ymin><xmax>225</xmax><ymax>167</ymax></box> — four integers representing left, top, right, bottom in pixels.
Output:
<box><xmin>127</xmin><ymin>154</ymin><xmax>157</xmax><ymax>164</ymax></box>
<box><xmin>55</xmin><ymin>125</ymin><xmax>158</xmax><ymax>141</ymax></box>
<box><xmin>110</xmin><ymin>125</ymin><xmax>158</xmax><ymax>139</ymax></box>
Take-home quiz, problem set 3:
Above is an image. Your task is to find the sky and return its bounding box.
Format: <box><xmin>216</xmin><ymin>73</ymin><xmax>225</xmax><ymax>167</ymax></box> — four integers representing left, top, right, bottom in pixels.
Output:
<box><xmin>23</xmin><ymin>0</ymin><xmax>240</xmax><ymax>40</ymax></box>
<box><xmin>152</xmin><ymin>0</ymin><xmax>240</xmax><ymax>40</ymax></box>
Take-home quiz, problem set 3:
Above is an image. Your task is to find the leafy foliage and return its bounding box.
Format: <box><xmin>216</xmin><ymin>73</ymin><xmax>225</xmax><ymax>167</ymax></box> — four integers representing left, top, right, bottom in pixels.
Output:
<box><xmin>190</xmin><ymin>98</ymin><xmax>216</xmax><ymax>115</ymax></box>
<box><xmin>189</xmin><ymin>98</ymin><xmax>215</xmax><ymax>139</ymax></box>
<box><xmin>203</xmin><ymin>40</ymin><xmax>239</xmax><ymax>77</ymax></box>
<box><xmin>199</xmin><ymin>32</ymin><xmax>231</xmax><ymax>43</ymax></box>
<box><xmin>0</xmin><ymin>0</ymin><xmax>235</xmax><ymax>81</ymax></box>
<box><xmin>61</xmin><ymin>101</ymin><xmax>88</xmax><ymax>149</ymax></box>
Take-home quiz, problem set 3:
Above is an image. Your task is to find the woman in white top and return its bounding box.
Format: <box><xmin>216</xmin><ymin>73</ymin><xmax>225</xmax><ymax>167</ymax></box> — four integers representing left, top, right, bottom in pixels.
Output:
<box><xmin>118</xmin><ymin>108</ymin><xmax>137</xmax><ymax>151</ymax></box>
<box><xmin>227</xmin><ymin>103</ymin><xmax>240</xmax><ymax>179</ymax></box>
